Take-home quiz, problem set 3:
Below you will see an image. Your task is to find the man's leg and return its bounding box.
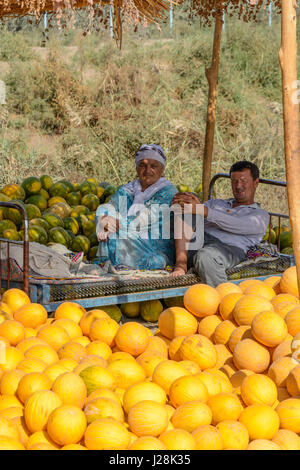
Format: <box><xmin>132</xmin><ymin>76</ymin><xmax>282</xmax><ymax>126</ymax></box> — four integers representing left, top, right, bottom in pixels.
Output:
<box><xmin>193</xmin><ymin>240</ymin><xmax>245</xmax><ymax>287</ymax></box>
<box><xmin>171</xmin><ymin>211</ymin><xmax>204</xmax><ymax>277</ymax></box>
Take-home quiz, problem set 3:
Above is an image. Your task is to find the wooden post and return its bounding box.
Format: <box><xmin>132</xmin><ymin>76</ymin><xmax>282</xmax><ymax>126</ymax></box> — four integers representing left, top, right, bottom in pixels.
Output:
<box><xmin>202</xmin><ymin>13</ymin><xmax>223</xmax><ymax>202</ymax></box>
<box><xmin>279</xmin><ymin>0</ymin><xmax>300</xmax><ymax>293</ymax></box>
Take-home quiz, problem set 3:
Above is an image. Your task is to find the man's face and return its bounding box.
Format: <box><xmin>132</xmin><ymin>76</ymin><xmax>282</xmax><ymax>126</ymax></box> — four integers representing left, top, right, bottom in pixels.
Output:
<box><xmin>231</xmin><ymin>168</ymin><xmax>259</xmax><ymax>204</ymax></box>
<box><xmin>137</xmin><ymin>159</ymin><xmax>164</xmax><ymax>189</ymax></box>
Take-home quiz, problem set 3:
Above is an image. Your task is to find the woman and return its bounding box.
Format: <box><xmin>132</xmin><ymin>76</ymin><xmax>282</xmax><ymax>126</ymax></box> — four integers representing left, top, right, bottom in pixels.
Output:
<box><xmin>95</xmin><ymin>144</ymin><xmax>177</xmax><ymax>270</ymax></box>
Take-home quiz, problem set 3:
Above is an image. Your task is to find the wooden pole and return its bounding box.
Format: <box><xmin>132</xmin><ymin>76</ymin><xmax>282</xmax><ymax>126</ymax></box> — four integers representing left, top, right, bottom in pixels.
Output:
<box><xmin>279</xmin><ymin>0</ymin><xmax>300</xmax><ymax>293</ymax></box>
<box><xmin>202</xmin><ymin>13</ymin><xmax>223</xmax><ymax>202</ymax></box>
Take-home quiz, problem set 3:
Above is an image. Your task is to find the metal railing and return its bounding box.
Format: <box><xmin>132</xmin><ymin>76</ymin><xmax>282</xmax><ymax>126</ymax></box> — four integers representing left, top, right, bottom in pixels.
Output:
<box><xmin>208</xmin><ymin>173</ymin><xmax>289</xmax><ymax>251</ymax></box>
<box><xmin>0</xmin><ymin>201</ymin><xmax>29</xmax><ymax>296</ymax></box>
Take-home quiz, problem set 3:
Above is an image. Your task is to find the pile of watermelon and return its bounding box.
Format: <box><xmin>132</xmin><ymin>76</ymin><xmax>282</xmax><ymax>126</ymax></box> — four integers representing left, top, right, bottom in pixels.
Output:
<box><xmin>0</xmin><ymin>176</ymin><xmax>117</xmax><ymax>261</ymax></box>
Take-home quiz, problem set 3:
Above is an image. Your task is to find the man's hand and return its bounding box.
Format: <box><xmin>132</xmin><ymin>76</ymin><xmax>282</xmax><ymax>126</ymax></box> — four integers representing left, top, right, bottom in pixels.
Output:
<box><xmin>171</xmin><ymin>192</ymin><xmax>208</xmax><ymax>216</ymax></box>
<box><xmin>97</xmin><ymin>216</ymin><xmax>120</xmax><ymax>241</ymax></box>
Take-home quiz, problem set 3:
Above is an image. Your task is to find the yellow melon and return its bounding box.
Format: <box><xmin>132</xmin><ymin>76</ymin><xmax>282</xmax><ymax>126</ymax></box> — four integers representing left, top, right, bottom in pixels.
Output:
<box><xmin>216</xmin><ymin>282</ymin><xmax>242</xmax><ymax>299</ymax></box>
<box><xmin>0</xmin><ymin>369</ymin><xmax>25</xmax><ymax>396</ymax></box>
<box><xmin>244</xmin><ymin>283</ymin><xmax>276</xmax><ymax>301</ymax></box>
<box><xmin>123</xmin><ymin>382</ymin><xmax>166</xmax><ymax>414</ymax></box>
<box><xmin>107</xmin><ymin>358</ymin><xmax>145</xmax><ymax>390</ymax></box>
<box><xmin>46</xmin><ymin>405</ymin><xmax>87</xmax><ymax>446</ymax></box>
<box><xmin>0</xmin><ymin>406</ymin><xmax>23</xmax><ymax>420</ymax></box>
<box><xmin>272</xmin><ymin>292</ymin><xmax>299</xmax><ymax>308</ymax></box>
<box><xmin>184</xmin><ymin>284</ymin><xmax>220</xmax><ymax>318</ymax></box>
<box><xmin>17</xmin><ymin>372</ymin><xmax>52</xmax><ymax>404</ymax></box>
<box><xmin>85</xmin><ymin>341</ymin><xmax>112</xmax><ymax>360</ymax></box>
<box><xmin>24</xmin><ymin>390</ymin><xmax>62</xmax><ymax>433</ymax></box>
<box><xmin>79</xmin><ymin>365</ymin><xmax>115</xmax><ymax>394</ymax></box>
<box><xmin>216</xmin><ymin>420</ymin><xmax>249</xmax><ymax>450</ymax></box>
<box><xmin>57</xmin><ymin>341</ymin><xmax>87</xmax><ymax>363</ymax></box>
<box><xmin>197</xmin><ymin>315</ymin><xmax>222</xmax><ymax>340</ymax></box>
<box><xmin>151</xmin><ymin>360</ymin><xmax>189</xmax><ymax>394</ymax></box>
<box><xmin>239</xmin><ymin>404</ymin><xmax>280</xmax><ymax>440</ymax></box>
<box><xmin>171</xmin><ymin>401</ymin><xmax>212</xmax><ymax>432</ymax></box>
<box><xmin>192</xmin><ymin>424</ymin><xmax>223</xmax><ymax>450</ymax></box>
<box><xmin>128</xmin><ymin>436</ymin><xmax>166</xmax><ymax>450</ymax></box>
<box><xmin>276</xmin><ymin>398</ymin><xmax>300</xmax><ymax>433</ymax></box>
<box><xmin>286</xmin><ymin>364</ymin><xmax>300</xmax><ymax>397</ymax></box>
<box><xmin>159</xmin><ymin>429</ymin><xmax>196</xmax><ymax>450</ymax></box>
<box><xmin>16</xmin><ymin>337</ymin><xmax>47</xmax><ymax>354</ymax></box>
<box><xmin>207</xmin><ymin>392</ymin><xmax>243</xmax><ymax>425</ymax></box>
<box><xmin>27</xmin><ymin>442</ymin><xmax>58</xmax><ymax>450</ymax></box>
<box><xmin>228</xmin><ymin>326</ymin><xmax>252</xmax><ymax>353</ymax></box>
<box><xmin>274</xmin><ymin>301</ymin><xmax>297</xmax><ymax>319</ymax></box>
<box><xmin>43</xmin><ymin>364</ymin><xmax>69</xmax><ymax>384</ymax></box>
<box><xmin>268</xmin><ymin>356</ymin><xmax>298</xmax><ymax>387</ymax></box>
<box><xmin>51</xmin><ymin>372</ymin><xmax>87</xmax><ymax>409</ymax></box>
<box><xmin>136</xmin><ymin>354</ymin><xmax>166</xmax><ymax>378</ymax></box>
<box><xmin>285</xmin><ymin>307</ymin><xmax>300</xmax><ymax>336</ymax></box>
<box><xmin>61</xmin><ymin>444</ymin><xmax>88</xmax><ymax>450</ymax></box>
<box><xmin>0</xmin><ymin>436</ymin><xmax>25</xmax><ymax>450</ymax></box>
<box><xmin>233</xmin><ymin>339</ymin><xmax>270</xmax><ymax>373</ymax></box>
<box><xmin>251</xmin><ymin>310</ymin><xmax>288</xmax><ymax>347</ymax></box>
<box><xmin>83</xmin><ymin>397</ymin><xmax>124</xmax><ymax>424</ymax></box>
<box><xmin>179</xmin><ymin>334</ymin><xmax>217</xmax><ymax>370</ymax></box>
<box><xmin>238</xmin><ymin>279</ymin><xmax>265</xmax><ymax>292</ymax></box>
<box><xmin>264</xmin><ymin>276</ymin><xmax>281</xmax><ymax>293</ymax></box>
<box><xmin>0</xmin><ymin>415</ymin><xmax>20</xmax><ymax>441</ymax></box>
<box><xmin>79</xmin><ymin>310</ymin><xmax>109</xmax><ymax>336</ymax></box>
<box><xmin>37</xmin><ymin>324</ymin><xmax>70</xmax><ymax>351</ymax></box>
<box><xmin>218</xmin><ymin>293</ymin><xmax>244</xmax><ymax>321</ymax></box>
<box><xmin>86</xmin><ymin>388</ymin><xmax>121</xmax><ymax>405</ymax></box>
<box><xmin>158</xmin><ymin>307</ymin><xmax>198</xmax><ymax>339</ymax></box>
<box><xmin>114</xmin><ymin>322</ymin><xmax>149</xmax><ymax>356</ymax></box>
<box><xmin>53</xmin><ymin>318</ymin><xmax>82</xmax><ymax>339</ymax></box>
<box><xmin>272</xmin><ymin>429</ymin><xmax>300</xmax><ymax>450</ymax></box>
<box><xmin>197</xmin><ymin>370</ymin><xmax>232</xmax><ymax>396</ymax></box>
<box><xmin>10</xmin><ymin>415</ymin><xmax>30</xmax><ymax>447</ymax></box>
<box><xmin>230</xmin><ymin>369</ymin><xmax>254</xmax><ymax>392</ymax></box>
<box><xmin>168</xmin><ymin>336</ymin><xmax>186</xmax><ymax>361</ymax></box>
<box><xmin>240</xmin><ymin>373</ymin><xmax>277</xmax><ymax>407</ymax></box>
<box><xmin>247</xmin><ymin>439</ymin><xmax>281</xmax><ymax>450</ymax></box>
<box><xmin>233</xmin><ymin>295</ymin><xmax>274</xmax><ymax>326</ymax></box>
<box><xmin>26</xmin><ymin>429</ymin><xmax>60</xmax><ymax>450</ymax></box>
<box><xmin>25</xmin><ymin>344</ymin><xmax>59</xmax><ymax>365</ymax></box>
<box><xmin>14</xmin><ymin>303</ymin><xmax>47</xmax><ymax>329</ymax></box>
<box><xmin>272</xmin><ymin>340</ymin><xmax>292</xmax><ymax>362</ymax></box>
<box><xmin>280</xmin><ymin>266</ymin><xmax>299</xmax><ymax>298</ymax></box>
<box><xmin>213</xmin><ymin>320</ymin><xmax>236</xmax><ymax>346</ymax></box>
<box><xmin>179</xmin><ymin>360</ymin><xmax>201</xmax><ymax>375</ymax></box>
<box><xmin>0</xmin><ymin>320</ymin><xmax>25</xmax><ymax>346</ymax></box>
<box><xmin>169</xmin><ymin>375</ymin><xmax>208</xmax><ymax>408</ymax></box>
<box><xmin>89</xmin><ymin>317</ymin><xmax>119</xmax><ymax>346</ymax></box>
<box><xmin>127</xmin><ymin>400</ymin><xmax>168</xmax><ymax>437</ymax></box>
<box><xmin>142</xmin><ymin>336</ymin><xmax>168</xmax><ymax>358</ymax></box>
<box><xmin>54</xmin><ymin>302</ymin><xmax>86</xmax><ymax>324</ymax></box>
<box><xmin>17</xmin><ymin>358</ymin><xmax>47</xmax><ymax>374</ymax></box>
<box><xmin>2</xmin><ymin>289</ymin><xmax>30</xmax><ymax>314</ymax></box>
<box><xmin>84</xmin><ymin>417</ymin><xmax>130</xmax><ymax>450</ymax></box>
<box><xmin>0</xmin><ymin>394</ymin><xmax>23</xmax><ymax>412</ymax></box>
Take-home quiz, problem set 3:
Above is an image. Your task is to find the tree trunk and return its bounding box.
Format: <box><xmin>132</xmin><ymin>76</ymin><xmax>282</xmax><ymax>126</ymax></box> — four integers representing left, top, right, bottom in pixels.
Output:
<box><xmin>202</xmin><ymin>14</ymin><xmax>223</xmax><ymax>202</ymax></box>
<box><xmin>279</xmin><ymin>0</ymin><xmax>300</xmax><ymax>293</ymax></box>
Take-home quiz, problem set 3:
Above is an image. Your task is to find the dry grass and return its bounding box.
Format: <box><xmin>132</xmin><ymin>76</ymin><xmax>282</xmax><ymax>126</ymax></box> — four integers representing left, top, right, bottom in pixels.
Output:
<box><xmin>0</xmin><ymin>13</ymin><xmax>293</xmax><ymax>216</ymax></box>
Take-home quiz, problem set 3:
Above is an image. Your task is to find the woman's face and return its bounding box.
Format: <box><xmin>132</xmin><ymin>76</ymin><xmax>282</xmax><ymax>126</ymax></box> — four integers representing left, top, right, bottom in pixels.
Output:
<box><xmin>137</xmin><ymin>159</ymin><xmax>164</xmax><ymax>190</ymax></box>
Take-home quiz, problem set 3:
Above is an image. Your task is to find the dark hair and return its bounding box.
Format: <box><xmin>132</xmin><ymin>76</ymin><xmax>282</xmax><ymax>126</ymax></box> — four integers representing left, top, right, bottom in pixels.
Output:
<box><xmin>229</xmin><ymin>161</ymin><xmax>259</xmax><ymax>180</ymax></box>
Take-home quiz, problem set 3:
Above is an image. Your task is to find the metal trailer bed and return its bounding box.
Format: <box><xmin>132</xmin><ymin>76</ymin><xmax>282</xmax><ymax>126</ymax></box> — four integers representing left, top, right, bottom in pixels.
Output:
<box><xmin>0</xmin><ymin>174</ymin><xmax>294</xmax><ymax>313</ymax></box>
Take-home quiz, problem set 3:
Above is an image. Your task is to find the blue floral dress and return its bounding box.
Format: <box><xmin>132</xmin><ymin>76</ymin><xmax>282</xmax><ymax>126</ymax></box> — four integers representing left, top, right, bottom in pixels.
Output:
<box><xmin>95</xmin><ymin>183</ymin><xmax>178</xmax><ymax>270</ymax></box>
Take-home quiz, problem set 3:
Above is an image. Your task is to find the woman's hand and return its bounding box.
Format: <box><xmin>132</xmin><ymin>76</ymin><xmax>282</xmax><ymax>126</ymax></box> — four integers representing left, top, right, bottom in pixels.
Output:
<box><xmin>97</xmin><ymin>216</ymin><xmax>120</xmax><ymax>241</ymax></box>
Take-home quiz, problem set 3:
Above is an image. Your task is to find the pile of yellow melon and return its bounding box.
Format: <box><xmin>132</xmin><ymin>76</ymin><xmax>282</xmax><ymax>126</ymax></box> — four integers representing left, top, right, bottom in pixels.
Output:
<box><xmin>0</xmin><ymin>266</ymin><xmax>300</xmax><ymax>450</ymax></box>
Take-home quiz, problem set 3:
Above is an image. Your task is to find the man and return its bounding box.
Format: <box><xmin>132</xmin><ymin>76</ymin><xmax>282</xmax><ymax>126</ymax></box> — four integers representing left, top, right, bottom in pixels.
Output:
<box><xmin>170</xmin><ymin>161</ymin><xmax>270</xmax><ymax>287</ymax></box>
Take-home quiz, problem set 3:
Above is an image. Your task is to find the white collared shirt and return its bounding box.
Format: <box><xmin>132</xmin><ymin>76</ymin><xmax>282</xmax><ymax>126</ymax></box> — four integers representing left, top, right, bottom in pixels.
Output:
<box><xmin>204</xmin><ymin>198</ymin><xmax>270</xmax><ymax>253</ymax></box>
